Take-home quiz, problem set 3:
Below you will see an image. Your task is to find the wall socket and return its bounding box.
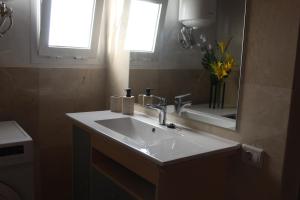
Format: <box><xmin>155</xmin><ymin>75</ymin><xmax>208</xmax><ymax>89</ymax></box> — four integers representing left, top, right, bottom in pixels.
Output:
<box><xmin>241</xmin><ymin>144</ymin><xmax>264</xmax><ymax>168</ymax></box>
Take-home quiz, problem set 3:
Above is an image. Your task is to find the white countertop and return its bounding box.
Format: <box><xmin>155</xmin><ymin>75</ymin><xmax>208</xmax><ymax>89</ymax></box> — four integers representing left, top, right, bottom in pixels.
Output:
<box><xmin>67</xmin><ymin>111</ymin><xmax>240</xmax><ymax>166</ymax></box>
<box><xmin>0</xmin><ymin>121</ymin><xmax>32</xmax><ymax>146</ymax></box>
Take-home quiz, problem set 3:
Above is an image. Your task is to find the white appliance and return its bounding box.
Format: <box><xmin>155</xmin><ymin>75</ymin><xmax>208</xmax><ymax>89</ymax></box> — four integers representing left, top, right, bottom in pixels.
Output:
<box><xmin>0</xmin><ymin>121</ymin><xmax>34</xmax><ymax>200</ymax></box>
<box><xmin>179</xmin><ymin>0</ymin><xmax>217</xmax><ymax>28</ymax></box>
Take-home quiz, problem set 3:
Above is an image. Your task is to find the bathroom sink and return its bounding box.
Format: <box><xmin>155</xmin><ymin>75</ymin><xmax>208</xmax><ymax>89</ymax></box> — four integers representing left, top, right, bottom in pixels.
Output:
<box><xmin>96</xmin><ymin>117</ymin><xmax>213</xmax><ymax>163</ymax></box>
<box><xmin>95</xmin><ymin>117</ymin><xmax>171</xmax><ymax>145</ymax></box>
<box><xmin>67</xmin><ymin>111</ymin><xmax>240</xmax><ymax>165</ymax></box>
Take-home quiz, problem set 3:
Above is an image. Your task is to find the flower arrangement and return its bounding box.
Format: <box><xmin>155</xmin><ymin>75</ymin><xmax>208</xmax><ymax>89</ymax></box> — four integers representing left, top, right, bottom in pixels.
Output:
<box><xmin>200</xmin><ymin>37</ymin><xmax>235</xmax><ymax>83</ymax></box>
<box><xmin>199</xmin><ymin>35</ymin><xmax>236</xmax><ymax>108</ymax></box>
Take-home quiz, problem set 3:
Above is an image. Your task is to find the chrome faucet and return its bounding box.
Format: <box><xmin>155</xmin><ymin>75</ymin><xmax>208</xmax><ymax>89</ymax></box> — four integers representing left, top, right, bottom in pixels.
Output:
<box><xmin>145</xmin><ymin>96</ymin><xmax>167</xmax><ymax>126</ymax></box>
<box><xmin>174</xmin><ymin>93</ymin><xmax>192</xmax><ymax>115</ymax></box>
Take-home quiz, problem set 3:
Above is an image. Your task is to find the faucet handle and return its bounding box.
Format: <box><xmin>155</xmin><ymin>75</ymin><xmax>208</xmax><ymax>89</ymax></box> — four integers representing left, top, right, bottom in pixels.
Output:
<box><xmin>175</xmin><ymin>93</ymin><xmax>191</xmax><ymax>101</ymax></box>
<box><xmin>174</xmin><ymin>93</ymin><xmax>192</xmax><ymax>105</ymax></box>
<box><xmin>152</xmin><ymin>95</ymin><xmax>167</xmax><ymax>106</ymax></box>
<box><xmin>174</xmin><ymin>93</ymin><xmax>192</xmax><ymax>113</ymax></box>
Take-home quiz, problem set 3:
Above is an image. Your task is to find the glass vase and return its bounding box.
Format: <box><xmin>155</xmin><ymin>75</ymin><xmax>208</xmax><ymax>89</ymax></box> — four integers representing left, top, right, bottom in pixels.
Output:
<box><xmin>209</xmin><ymin>79</ymin><xmax>226</xmax><ymax>109</ymax></box>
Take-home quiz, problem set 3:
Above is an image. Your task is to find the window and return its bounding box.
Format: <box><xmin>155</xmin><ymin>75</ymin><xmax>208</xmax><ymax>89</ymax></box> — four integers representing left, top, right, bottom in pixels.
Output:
<box><xmin>38</xmin><ymin>0</ymin><xmax>104</xmax><ymax>58</ymax></box>
<box><xmin>125</xmin><ymin>0</ymin><xmax>162</xmax><ymax>53</ymax></box>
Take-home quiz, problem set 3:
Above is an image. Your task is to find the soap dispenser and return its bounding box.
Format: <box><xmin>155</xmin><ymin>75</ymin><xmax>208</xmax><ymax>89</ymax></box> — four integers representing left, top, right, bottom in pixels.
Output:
<box><xmin>143</xmin><ymin>88</ymin><xmax>153</xmax><ymax>106</ymax></box>
<box><xmin>122</xmin><ymin>88</ymin><xmax>135</xmax><ymax>115</ymax></box>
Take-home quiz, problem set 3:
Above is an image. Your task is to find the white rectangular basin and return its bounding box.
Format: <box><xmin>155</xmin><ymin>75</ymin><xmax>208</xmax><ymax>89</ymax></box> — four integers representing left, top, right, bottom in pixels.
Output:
<box><xmin>95</xmin><ymin>118</ymin><xmax>171</xmax><ymax>145</ymax></box>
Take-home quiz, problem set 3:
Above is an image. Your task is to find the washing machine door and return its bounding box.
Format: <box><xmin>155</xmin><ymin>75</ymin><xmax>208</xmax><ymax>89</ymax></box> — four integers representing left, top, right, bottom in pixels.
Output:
<box><xmin>0</xmin><ymin>183</ymin><xmax>21</xmax><ymax>200</ymax></box>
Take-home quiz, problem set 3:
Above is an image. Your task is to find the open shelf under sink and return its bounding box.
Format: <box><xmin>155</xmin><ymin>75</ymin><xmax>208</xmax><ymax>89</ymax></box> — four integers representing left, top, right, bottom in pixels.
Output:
<box><xmin>92</xmin><ymin>149</ymin><xmax>156</xmax><ymax>200</ymax></box>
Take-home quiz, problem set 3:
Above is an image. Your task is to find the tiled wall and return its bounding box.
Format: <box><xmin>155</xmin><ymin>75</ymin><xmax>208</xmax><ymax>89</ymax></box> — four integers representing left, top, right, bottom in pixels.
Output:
<box><xmin>0</xmin><ymin>67</ymin><xmax>107</xmax><ymax>200</ymax></box>
<box><xmin>232</xmin><ymin>0</ymin><xmax>299</xmax><ymax>198</ymax></box>
<box><xmin>129</xmin><ymin>69</ymin><xmax>211</xmax><ymax>104</ymax></box>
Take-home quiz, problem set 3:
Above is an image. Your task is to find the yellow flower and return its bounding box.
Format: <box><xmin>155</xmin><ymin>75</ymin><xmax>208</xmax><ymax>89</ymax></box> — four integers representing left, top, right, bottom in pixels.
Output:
<box><xmin>218</xmin><ymin>42</ymin><xmax>226</xmax><ymax>54</ymax></box>
<box><xmin>224</xmin><ymin>53</ymin><xmax>235</xmax><ymax>72</ymax></box>
<box><xmin>218</xmin><ymin>68</ymin><xmax>228</xmax><ymax>80</ymax></box>
<box><xmin>211</xmin><ymin>61</ymin><xmax>228</xmax><ymax>80</ymax></box>
<box><xmin>204</xmin><ymin>39</ymin><xmax>235</xmax><ymax>81</ymax></box>
<box><xmin>224</xmin><ymin>62</ymin><xmax>233</xmax><ymax>72</ymax></box>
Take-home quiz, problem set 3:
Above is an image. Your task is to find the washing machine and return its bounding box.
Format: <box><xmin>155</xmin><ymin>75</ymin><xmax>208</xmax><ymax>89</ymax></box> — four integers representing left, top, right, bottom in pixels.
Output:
<box><xmin>0</xmin><ymin>121</ymin><xmax>34</xmax><ymax>200</ymax></box>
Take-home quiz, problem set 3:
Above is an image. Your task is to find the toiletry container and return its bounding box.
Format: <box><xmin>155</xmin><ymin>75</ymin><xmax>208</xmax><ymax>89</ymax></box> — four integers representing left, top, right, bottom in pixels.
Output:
<box><xmin>122</xmin><ymin>89</ymin><xmax>135</xmax><ymax>115</ymax></box>
<box><xmin>143</xmin><ymin>88</ymin><xmax>153</xmax><ymax>106</ymax></box>
<box><xmin>110</xmin><ymin>96</ymin><xmax>122</xmax><ymax>113</ymax></box>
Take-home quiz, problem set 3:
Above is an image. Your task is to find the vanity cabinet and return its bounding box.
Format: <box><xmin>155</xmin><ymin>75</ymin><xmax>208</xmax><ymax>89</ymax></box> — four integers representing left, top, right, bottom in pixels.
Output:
<box><xmin>73</xmin><ymin>125</ymin><xmax>234</xmax><ymax>200</ymax></box>
<box><xmin>73</xmin><ymin>126</ymin><xmax>134</xmax><ymax>200</ymax></box>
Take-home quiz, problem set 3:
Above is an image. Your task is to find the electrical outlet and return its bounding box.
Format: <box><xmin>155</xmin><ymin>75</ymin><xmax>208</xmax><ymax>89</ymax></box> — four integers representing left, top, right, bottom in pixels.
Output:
<box><xmin>241</xmin><ymin>144</ymin><xmax>264</xmax><ymax>168</ymax></box>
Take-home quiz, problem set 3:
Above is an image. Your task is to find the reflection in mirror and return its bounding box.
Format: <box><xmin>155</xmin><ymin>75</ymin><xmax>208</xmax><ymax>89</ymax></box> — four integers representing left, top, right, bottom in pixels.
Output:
<box><xmin>125</xmin><ymin>0</ymin><xmax>162</xmax><ymax>52</ymax></box>
<box><xmin>128</xmin><ymin>0</ymin><xmax>247</xmax><ymax>130</ymax></box>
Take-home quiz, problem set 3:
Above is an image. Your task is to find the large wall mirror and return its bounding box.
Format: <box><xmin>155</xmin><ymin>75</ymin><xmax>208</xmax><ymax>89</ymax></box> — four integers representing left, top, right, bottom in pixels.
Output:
<box><xmin>127</xmin><ymin>0</ymin><xmax>247</xmax><ymax>130</ymax></box>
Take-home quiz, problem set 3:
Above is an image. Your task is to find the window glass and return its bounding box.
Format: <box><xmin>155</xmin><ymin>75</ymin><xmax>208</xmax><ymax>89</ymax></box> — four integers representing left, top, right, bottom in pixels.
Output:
<box><xmin>125</xmin><ymin>0</ymin><xmax>162</xmax><ymax>52</ymax></box>
<box><xmin>48</xmin><ymin>0</ymin><xmax>96</xmax><ymax>49</ymax></box>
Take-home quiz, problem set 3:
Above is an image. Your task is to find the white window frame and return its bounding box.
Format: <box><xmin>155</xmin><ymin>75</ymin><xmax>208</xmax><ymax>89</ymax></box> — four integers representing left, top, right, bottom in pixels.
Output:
<box><xmin>38</xmin><ymin>0</ymin><xmax>104</xmax><ymax>59</ymax></box>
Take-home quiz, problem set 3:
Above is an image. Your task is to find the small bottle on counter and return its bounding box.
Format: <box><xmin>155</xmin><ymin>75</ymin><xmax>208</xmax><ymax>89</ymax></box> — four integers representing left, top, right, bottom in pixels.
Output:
<box><xmin>143</xmin><ymin>88</ymin><xmax>153</xmax><ymax>106</ymax></box>
<box><xmin>122</xmin><ymin>88</ymin><xmax>135</xmax><ymax>115</ymax></box>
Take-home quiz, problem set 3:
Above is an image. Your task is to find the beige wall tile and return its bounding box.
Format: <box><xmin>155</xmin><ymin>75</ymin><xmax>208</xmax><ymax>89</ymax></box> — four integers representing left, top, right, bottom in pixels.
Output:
<box><xmin>242</xmin><ymin>0</ymin><xmax>299</xmax><ymax>89</ymax></box>
<box><xmin>0</xmin><ymin>67</ymin><xmax>107</xmax><ymax>200</ymax></box>
<box><xmin>129</xmin><ymin>69</ymin><xmax>160</xmax><ymax>99</ymax></box>
<box><xmin>37</xmin><ymin>68</ymin><xmax>106</xmax><ymax>200</ymax></box>
<box><xmin>130</xmin><ymin>68</ymin><xmax>241</xmax><ymax>107</ymax></box>
<box><xmin>0</xmin><ymin>68</ymin><xmax>39</xmax><ymax>139</ymax></box>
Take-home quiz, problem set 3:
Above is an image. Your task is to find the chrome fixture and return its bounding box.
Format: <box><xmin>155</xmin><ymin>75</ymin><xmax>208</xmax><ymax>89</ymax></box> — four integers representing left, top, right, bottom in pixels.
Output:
<box><xmin>145</xmin><ymin>96</ymin><xmax>167</xmax><ymax>126</ymax></box>
<box><xmin>0</xmin><ymin>1</ymin><xmax>13</xmax><ymax>38</ymax></box>
<box><xmin>178</xmin><ymin>0</ymin><xmax>216</xmax><ymax>49</ymax></box>
<box><xmin>178</xmin><ymin>25</ymin><xmax>211</xmax><ymax>49</ymax></box>
<box><xmin>175</xmin><ymin>93</ymin><xmax>192</xmax><ymax>115</ymax></box>
<box><xmin>178</xmin><ymin>26</ymin><xmax>195</xmax><ymax>49</ymax></box>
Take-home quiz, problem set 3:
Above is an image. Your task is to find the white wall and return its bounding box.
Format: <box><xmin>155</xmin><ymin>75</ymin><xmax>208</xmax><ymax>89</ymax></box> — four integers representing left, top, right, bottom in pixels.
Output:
<box><xmin>0</xmin><ymin>0</ymin><xmax>31</xmax><ymax>66</ymax></box>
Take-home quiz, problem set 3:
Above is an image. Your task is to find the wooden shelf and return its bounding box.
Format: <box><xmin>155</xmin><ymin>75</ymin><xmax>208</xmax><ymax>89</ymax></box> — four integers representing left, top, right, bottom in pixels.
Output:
<box><xmin>92</xmin><ymin>148</ymin><xmax>156</xmax><ymax>200</ymax></box>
